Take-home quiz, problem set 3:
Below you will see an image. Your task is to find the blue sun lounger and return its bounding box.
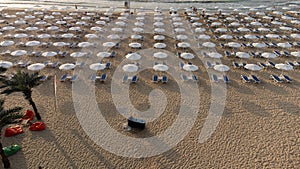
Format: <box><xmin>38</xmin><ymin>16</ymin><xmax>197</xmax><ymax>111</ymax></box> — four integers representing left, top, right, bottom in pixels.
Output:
<box><xmin>241</xmin><ymin>75</ymin><xmax>250</xmax><ymax>83</ymax></box>
<box><xmin>70</xmin><ymin>74</ymin><xmax>78</xmax><ymax>82</ymax></box>
<box><xmin>223</xmin><ymin>75</ymin><xmax>229</xmax><ymax>83</ymax></box>
<box><xmin>122</xmin><ymin>74</ymin><xmax>128</xmax><ymax>83</ymax></box>
<box><xmin>250</xmin><ymin>75</ymin><xmax>260</xmax><ymax>83</ymax></box>
<box><xmin>152</xmin><ymin>75</ymin><xmax>158</xmax><ymax>83</ymax></box>
<box><xmin>280</xmin><ymin>74</ymin><xmax>292</xmax><ymax>83</ymax></box>
<box><xmin>60</xmin><ymin>73</ymin><xmax>68</xmax><ymax>82</ymax></box>
<box><xmin>162</xmin><ymin>76</ymin><xmax>168</xmax><ymax>84</ymax></box>
<box><xmin>270</xmin><ymin>74</ymin><xmax>283</xmax><ymax>83</ymax></box>
<box><xmin>100</xmin><ymin>73</ymin><xmax>107</xmax><ymax>82</ymax></box>
<box><xmin>131</xmin><ymin>75</ymin><xmax>138</xmax><ymax>83</ymax></box>
<box><xmin>181</xmin><ymin>74</ymin><xmax>188</xmax><ymax>81</ymax></box>
<box><xmin>91</xmin><ymin>73</ymin><xmax>97</xmax><ymax>82</ymax></box>
<box><xmin>212</xmin><ymin>74</ymin><xmax>218</xmax><ymax>82</ymax></box>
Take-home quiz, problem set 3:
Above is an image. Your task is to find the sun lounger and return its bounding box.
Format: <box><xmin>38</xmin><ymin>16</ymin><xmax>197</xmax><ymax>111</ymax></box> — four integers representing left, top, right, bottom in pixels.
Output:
<box><xmin>177</xmin><ymin>52</ymin><xmax>181</xmax><ymax>57</ymax></box>
<box><xmin>212</xmin><ymin>74</ymin><xmax>218</xmax><ymax>82</ymax></box>
<box><xmin>266</xmin><ymin>61</ymin><xmax>275</xmax><ymax>67</ymax></box>
<box><xmin>273</xmin><ymin>50</ymin><xmax>281</xmax><ymax>56</ymax></box>
<box><xmin>131</xmin><ymin>75</ymin><xmax>138</xmax><ymax>83</ymax></box>
<box><xmin>286</xmin><ymin>61</ymin><xmax>295</xmax><ymax>67</ymax></box>
<box><xmin>280</xmin><ymin>74</ymin><xmax>292</xmax><ymax>83</ymax></box>
<box><xmin>39</xmin><ymin>75</ymin><xmax>48</xmax><ymax>82</ymax></box>
<box><xmin>233</xmin><ymin>62</ymin><xmax>240</xmax><ymax>68</ymax></box>
<box><xmin>20</xmin><ymin>61</ymin><xmax>31</xmax><ymax>68</ymax></box>
<box><xmin>281</xmin><ymin>51</ymin><xmax>290</xmax><ymax>57</ymax></box>
<box><xmin>106</xmin><ymin>62</ymin><xmax>111</xmax><ymax>69</ymax></box>
<box><xmin>250</xmin><ymin>75</ymin><xmax>260</xmax><ymax>83</ymax></box>
<box><xmin>293</xmin><ymin>61</ymin><xmax>300</xmax><ymax>67</ymax></box>
<box><xmin>270</xmin><ymin>74</ymin><xmax>283</xmax><ymax>83</ymax></box>
<box><xmin>122</xmin><ymin>74</ymin><xmax>128</xmax><ymax>83</ymax></box>
<box><xmin>219</xmin><ymin>43</ymin><xmax>225</xmax><ymax>48</ymax></box>
<box><xmin>79</xmin><ymin>61</ymin><xmax>86</xmax><ymax>68</ymax></box>
<box><xmin>70</xmin><ymin>74</ymin><xmax>78</xmax><ymax>82</ymax></box>
<box><xmin>181</xmin><ymin>74</ymin><xmax>188</xmax><ymax>81</ymax></box>
<box><xmin>152</xmin><ymin>75</ymin><xmax>158</xmax><ymax>83</ymax></box>
<box><xmin>90</xmin><ymin>73</ymin><xmax>97</xmax><ymax>82</ymax></box>
<box><xmin>224</xmin><ymin>51</ymin><xmax>231</xmax><ymax>57</ymax></box>
<box><xmin>223</xmin><ymin>75</ymin><xmax>229</xmax><ymax>83</ymax></box>
<box><xmin>100</xmin><ymin>73</ymin><xmax>107</xmax><ymax>82</ymax></box>
<box><xmin>162</xmin><ymin>76</ymin><xmax>168</xmax><ymax>84</ymax></box>
<box><xmin>51</xmin><ymin>61</ymin><xmax>59</xmax><ymax>68</ymax></box>
<box><xmin>257</xmin><ymin>62</ymin><xmax>267</xmax><ymax>69</ymax></box>
<box><xmin>206</xmin><ymin>61</ymin><xmax>213</xmax><ymax>68</ymax></box>
<box><xmin>60</xmin><ymin>73</ymin><xmax>68</xmax><ymax>82</ymax></box>
<box><xmin>179</xmin><ymin>62</ymin><xmax>184</xmax><ymax>69</ymax></box>
<box><xmin>111</xmin><ymin>51</ymin><xmax>116</xmax><ymax>57</ymax></box>
<box><xmin>241</xmin><ymin>75</ymin><xmax>250</xmax><ymax>83</ymax></box>
<box><xmin>192</xmin><ymin>75</ymin><xmax>198</xmax><ymax>81</ymax></box>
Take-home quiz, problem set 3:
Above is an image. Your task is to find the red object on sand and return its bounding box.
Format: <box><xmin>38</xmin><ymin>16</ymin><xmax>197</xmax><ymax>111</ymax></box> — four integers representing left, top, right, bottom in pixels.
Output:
<box><xmin>4</xmin><ymin>125</ymin><xmax>23</xmax><ymax>137</ymax></box>
<box><xmin>22</xmin><ymin>110</ymin><xmax>34</xmax><ymax>121</ymax></box>
<box><xmin>29</xmin><ymin>122</ymin><xmax>46</xmax><ymax>131</ymax></box>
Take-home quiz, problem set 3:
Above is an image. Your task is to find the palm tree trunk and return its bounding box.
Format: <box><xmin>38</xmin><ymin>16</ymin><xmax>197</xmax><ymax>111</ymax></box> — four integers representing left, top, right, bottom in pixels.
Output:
<box><xmin>28</xmin><ymin>98</ymin><xmax>41</xmax><ymax>120</ymax></box>
<box><xmin>0</xmin><ymin>142</ymin><xmax>10</xmax><ymax>168</ymax></box>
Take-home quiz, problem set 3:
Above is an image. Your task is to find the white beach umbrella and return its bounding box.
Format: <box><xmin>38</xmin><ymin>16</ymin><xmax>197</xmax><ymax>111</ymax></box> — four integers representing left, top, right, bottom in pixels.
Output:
<box><xmin>291</xmin><ymin>20</ymin><xmax>300</xmax><ymax>24</ymax></box>
<box><xmin>178</xmin><ymin>42</ymin><xmax>190</xmax><ymax>48</ymax></box>
<box><xmin>96</xmin><ymin>21</ymin><xmax>106</xmax><ymax>25</ymax></box>
<box><xmin>14</xmin><ymin>33</ymin><xmax>28</xmax><ymax>38</ymax></box>
<box><xmin>14</xmin><ymin>20</ymin><xmax>26</xmax><ymax>25</ymax></box>
<box><xmin>219</xmin><ymin>34</ymin><xmax>233</xmax><ymax>39</ymax></box>
<box><xmin>244</xmin><ymin>17</ymin><xmax>254</xmax><ymax>21</ymax></box>
<box><xmin>275</xmin><ymin>63</ymin><xmax>293</xmax><ymax>70</ymax></box>
<box><xmin>236</xmin><ymin>52</ymin><xmax>250</xmax><ymax>59</ymax></box>
<box><xmin>27</xmin><ymin>63</ymin><xmax>45</xmax><ymax>71</ymax></box>
<box><xmin>257</xmin><ymin>27</ymin><xmax>271</xmax><ymax>32</ymax></box>
<box><xmin>195</xmin><ymin>27</ymin><xmax>206</xmax><ymax>33</ymax></box>
<box><xmin>56</xmin><ymin>20</ymin><xmax>66</xmax><ymax>25</ymax></box>
<box><xmin>153</xmin><ymin>22</ymin><xmax>164</xmax><ymax>27</ymax></box>
<box><xmin>153</xmin><ymin>52</ymin><xmax>168</xmax><ymax>59</ymax></box>
<box><xmin>25</xmin><ymin>27</ymin><xmax>39</xmax><ymax>31</ymax></box>
<box><xmin>100</xmin><ymin>17</ymin><xmax>110</xmax><ymax>21</ymax></box>
<box><xmin>69</xmin><ymin>27</ymin><xmax>81</xmax><ymax>31</ymax></box>
<box><xmin>215</xmin><ymin>28</ymin><xmax>227</xmax><ymax>33</ymax></box>
<box><xmin>35</xmin><ymin>21</ymin><xmax>47</xmax><ymax>25</ymax></box>
<box><xmin>135</xmin><ymin>22</ymin><xmax>144</xmax><ymax>27</ymax></box>
<box><xmin>244</xmin><ymin>34</ymin><xmax>258</xmax><ymax>40</ymax></box>
<box><xmin>11</xmin><ymin>50</ymin><xmax>27</xmax><ymax>56</ymax></box>
<box><xmin>211</xmin><ymin>22</ymin><xmax>222</xmax><ymax>27</ymax></box>
<box><xmin>153</xmin><ymin>64</ymin><xmax>169</xmax><ymax>72</ymax></box>
<box><xmin>103</xmin><ymin>42</ymin><xmax>116</xmax><ymax>48</ymax></box>
<box><xmin>250</xmin><ymin>22</ymin><xmax>262</xmax><ymax>26</ymax></box>
<box><xmin>44</xmin><ymin>15</ymin><xmax>55</xmax><ymax>19</ymax></box>
<box><xmin>214</xmin><ymin>64</ymin><xmax>230</xmax><ymax>72</ymax></box>
<box><xmin>266</xmin><ymin>34</ymin><xmax>280</xmax><ymax>39</ymax></box>
<box><xmin>37</xmin><ymin>34</ymin><xmax>51</xmax><ymax>39</ymax></box>
<box><xmin>202</xmin><ymin>42</ymin><xmax>216</xmax><ymax>48</ymax></box>
<box><xmin>63</xmin><ymin>16</ymin><xmax>73</xmax><ymax>20</ymax></box>
<box><xmin>97</xmin><ymin>52</ymin><xmax>111</xmax><ymax>58</ymax></box>
<box><xmin>0</xmin><ymin>61</ymin><xmax>13</xmax><ymax>68</ymax></box>
<box><xmin>192</xmin><ymin>22</ymin><xmax>202</xmax><ymax>27</ymax></box>
<box><xmin>89</xmin><ymin>63</ymin><xmax>106</xmax><ymax>71</ymax></box>
<box><xmin>47</xmin><ymin>26</ymin><xmax>59</xmax><ymax>31</ymax></box>
<box><xmin>174</xmin><ymin>28</ymin><xmax>185</xmax><ymax>33</ymax></box>
<box><xmin>25</xmin><ymin>41</ymin><xmax>40</xmax><ymax>47</ymax></box>
<box><xmin>176</xmin><ymin>35</ymin><xmax>188</xmax><ymax>40</ymax></box>
<box><xmin>291</xmin><ymin>52</ymin><xmax>300</xmax><ymax>57</ymax></box>
<box><xmin>133</xmin><ymin>27</ymin><xmax>144</xmax><ymax>33</ymax></box>
<box><xmin>116</xmin><ymin>21</ymin><xmax>126</xmax><ymax>27</ymax></box>
<box><xmin>279</xmin><ymin>26</ymin><xmax>292</xmax><ymax>31</ymax></box>
<box><xmin>154</xmin><ymin>17</ymin><xmax>163</xmax><ymax>21</ymax></box>
<box><xmin>42</xmin><ymin>51</ymin><xmax>57</xmax><ymax>57</ymax></box>
<box><xmin>61</xmin><ymin>33</ymin><xmax>74</xmax><ymax>38</ymax></box>
<box><xmin>154</xmin><ymin>43</ymin><xmax>166</xmax><ymax>49</ymax></box>
<box><xmin>81</xmin><ymin>16</ymin><xmax>91</xmax><ymax>20</ymax></box>
<box><xmin>229</xmin><ymin>22</ymin><xmax>240</xmax><ymax>27</ymax></box>
<box><xmin>70</xmin><ymin>52</ymin><xmax>86</xmax><ymax>58</ymax></box>
<box><xmin>59</xmin><ymin>63</ymin><xmax>76</xmax><ymax>70</ymax></box>
<box><xmin>244</xmin><ymin>64</ymin><xmax>261</xmax><ymax>71</ymax></box>
<box><xmin>252</xmin><ymin>42</ymin><xmax>266</xmax><ymax>48</ymax></box>
<box><xmin>183</xmin><ymin>64</ymin><xmax>198</xmax><ymax>72</ymax></box>
<box><xmin>126</xmin><ymin>53</ymin><xmax>142</xmax><ymax>61</ymax></box>
<box><xmin>261</xmin><ymin>52</ymin><xmax>277</xmax><ymax>59</ymax></box>
<box><xmin>91</xmin><ymin>27</ymin><xmax>104</xmax><ymax>32</ymax></box>
<box><xmin>271</xmin><ymin>21</ymin><xmax>283</xmax><ymax>25</ymax></box>
<box><xmin>154</xmin><ymin>35</ymin><xmax>165</xmax><ymax>41</ymax></box>
<box><xmin>131</xmin><ymin>34</ymin><xmax>143</xmax><ymax>40</ymax></box>
<box><xmin>237</xmin><ymin>27</ymin><xmax>250</xmax><ymax>32</ymax></box>
<box><xmin>85</xmin><ymin>34</ymin><xmax>98</xmax><ymax>39</ymax></box>
<box><xmin>112</xmin><ymin>27</ymin><xmax>123</xmax><ymax>32</ymax></box>
<box><xmin>154</xmin><ymin>28</ymin><xmax>165</xmax><ymax>33</ymax></box>
<box><xmin>53</xmin><ymin>42</ymin><xmax>69</xmax><ymax>47</ymax></box>
<box><xmin>123</xmin><ymin>64</ymin><xmax>138</xmax><ymax>73</ymax></box>
<box><xmin>173</xmin><ymin>22</ymin><xmax>183</xmax><ymax>27</ymax></box>
<box><xmin>129</xmin><ymin>42</ymin><xmax>142</xmax><ymax>48</ymax></box>
<box><xmin>277</xmin><ymin>42</ymin><xmax>292</xmax><ymax>48</ymax></box>
<box><xmin>198</xmin><ymin>34</ymin><xmax>210</xmax><ymax>40</ymax></box>
<box><xmin>208</xmin><ymin>52</ymin><xmax>222</xmax><ymax>58</ymax></box>
<box><xmin>262</xmin><ymin>16</ymin><xmax>273</xmax><ymax>20</ymax></box>
<box><xmin>136</xmin><ymin>17</ymin><xmax>145</xmax><ymax>21</ymax></box>
<box><xmin>181</xmin><ymin>53</ymin><xmax>194</xmax><ymax>59</ymax></box>
<box><xmin>226</xmin><ymin>42</ymin><xmax>241</xmax><ymax>48</ymax></box>
<box><xmin>107</xmin><ymin>34</ymin><xmax>120</xmax><ymax>40</ymax></box>
<box><xmin>2</xmin><ymin>26</ymin><xmax>15</xmax><ymax>31</ymax></box>
<box><xmin>78</xmin><ymin>42</ymin><xmax>92</xmax><ymax>48</ymax></box>
<box><xmin>24</xmin><ymin>15</ymin><xmax>35</xmax><ymax>19</ymax></box>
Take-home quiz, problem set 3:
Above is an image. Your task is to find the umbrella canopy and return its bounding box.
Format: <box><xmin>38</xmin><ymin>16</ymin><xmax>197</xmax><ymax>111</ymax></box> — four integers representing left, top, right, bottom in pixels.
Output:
<box><xmin>25</xmin><ymin>27</ymin><xmax>39</xmax><ymax>31</ymax></box>
<box><xmin>125</xmin><ymin>53</ymin><xmax>142</xmax><ymax>60</ymax></box>
<box><xmin>154</xmin><ymin>43</ymin><xmax>166</xmax><ymax>49</ymax></box>
<box><xmin>61</xmin><ymin>33</ymin><xmax>74</xmax><ymax>38</ymax></box>
<box><xmin>219</xmin><ymin>34</ymin><xmax>233</xmax><ymax>39</ymax></box>
<box><xmin>89</xmin><ymin>63</ymin><xmax>106</xmax><ymax>71</ymax></box>
<box><xmin>70</xmin><ymin>52</ymin><xmax>86</xmax><ymax>58</ymax></box>
<box><xmin>154</xmin><ymin>28</ymin><xmax>165</xmax><ymax>33</ymax></box>
<box><xmin>265</xmin><ymin>34</ymin><xmax>280</xmax><ymax>39</ymax></box>
<box><xmin>129</xmin><ymin>42</ymin><xmax>142</xmax><ymax>48</ymax></box>
<box><xmin>133</xmin><ymin>27</ymin><xmax>144</xmax><ymax>33</ymax></box>
<box><xmin>183</xmin><ymin>64</ymin><xmax>198</xmax><ymax>72</ymax></box>
<box><xmin>0</xmin><ymin>61</ymin><xmax>13</xmax><ymax>68</ymax></box>
<box><xmin>208</xmin><ymin>52</ymin><xmax>222</xmax><ymax>58</ymax></box>
<box><xmin>192</xmin><ymin>22</ymin><xmax>202</xmax><ymax>27</ymax></box>
<box><xmin>275</xmin><ymin>63</ymin><xmax>293</xmax><ymax>70</ymax></box>
<box><xmin>26</xmin><ymin>41</ymin><xmax>40</xmax><ymax>47</ymax></box>
<box><xmin>291</xmin><ymin>51</ymin><xmax>300</xmax><ymax>57</ymax></box>
<box><xmin>237</xmin><ymin>27</ymin><xmax>250</xmax><ymax>32</ymax></box>
<box><xmin>176</xmin><ymin>35</ymin><xmax>188</xmax><ymax>40</ymax></box>
<box><xmin>195</xmin><ymin>27</ymin><xmax>206</xmax><ymax>33</ymax></box>
<box><xmin>85</xmin><ymin>34</ymin><xmax>98</xmax><ymax>39</ymax></box>
<box><xmin>202</xmin><ymin>42</ymin><xmax>216</xmax><ymax>48</ymax></box>
<box><xmin>59</xmin><ymin>63</ymin><xmax>76</xmax><ymax>70</ymax></box>
<box><xmin>38</xmin><ymin>34</ymin><xmax>51</xmax><ymax>39</ymax></box>
<box><xmin>244</xmin><ymin>34</ymin><xmax>258</xmax><ymax>40</ymax></box>
<box><xmin>27</xmin><ymin>63</ymin><xmax>45</xmax><ymax>71</ymax></box>
<box><xmin>291</xmin><ymin>34</ymin><xmax>300</xmax><ymax>39</ymax></box>
<box><xmin>252</xmin><ymin>43</ymin><xmax>266</xmax><ymax>48</ymax></box>
<box><xmin>244</xmin><ymin>64</ymin><xmax>261</xmax><ymax>71</ymax></box>
<box><xmin>236</xmin><ymin>52</ymin><xmax>250</xmax><ymax>59</ymax></box>
<box><xmin>153</xmin><ymin>52</ymin><xmax>168</xmax><ymax>59</ymax></box>
<box><xmin>107</xmin><ymin>34</ymin><xmax>121</xmax><ymax>40</ymax></box>
<box><xmin>215</xmin><ymin>28</ymin><xmax>227</xmax><ymax>33</ymax></box>
<box><xmin>257</xmin><ymin>27</ymin><xmax>271</xmax><ymax>32</ymax></box>
<box><xmin>153</xmin><ymin>64</ymin><xmax>169</xmax><ymax>71</ymax></box>
<box><xmin>181</xmin><ymin>53</ymin><xmax>194</xmax><ymax>59</ymax></box>
<box><xmin>69</xmin><ymin>27</ymin><xmax>81</xmax><ymax>31</ymax></box>
<box><xmin>277</xmin><ymin>42</ymin><xmax>292</xmax><ymax>48</ymax></box>
<box><xmin>131</xmin><ymin>34</ymin><xmax>143</xmax><ymax>40</ymax></box>
<box><xmin>47</xmin><ymin>26</ymin><xmax>59</xmax><ymax>31</ymax></box>
<box><xmin>2</xmin><ymin>26</ymin><xmax>15</xmax><ymax>31</ymax></box>
<box><xmin>78</xmin><ymin>42</ymin><xmax>92</xmax><ymax>48</ymax></box>
<box><xmin>97</xmin><ymin>52</ymin><xmax>111</xmax><ymax>58</ymax></box>
<box><xmin>214</xmin><ymin>64</ymin><xmax>230</xmax><ymax>72</ymax></box>
<box><xmin>261</xmin><ymin>52</ymin><xmax>277</xmax><ymax>59</ymax></box>
<box><xmin>153</xmin><ymin>22</ymin><xmax>164</xmax><ymax>27</ymax></box>
<box><xmin>11</xmin><ymin>50</ymin><xmax>27</xmax><ymax>56</ymax></box>
<box><xmin>134</xmin><ymin>22</ymin><xmax>144</xmax><ymax>27</ymax></box>
<box><xmin>103</xmin><ymin>42</ymin><xmax>116</xmax><ymax>47</ymax></box>
<box><xmin>14</xmin><ymin>33</ymin><xmax>28</xmax><ymax>38</ymax></box>
<box><xmin>178</xmin><ymin>42</ymin><xmax>190</xmax><ymax>48</ymax></box>
<box><xmin>198</xmin><ymin>34</ymin><xmax>210</xmax><ymax>40</ymax></box>
<box><xmin>0</xmin><ymin>40</ymin><xmax>15</xmax><ymax>47</ymax></box>
<box><xmin>115</xmin><ymin>21</ymin><xmax>126</xmax><ymax>27</ymax></box>
<box><xmin>42</xmin><ymin>51</ymin><xmax>57</xmax><ymax>57</ymax></box>
<box><xmin>153</xmin><ymin>35</ymin><xmax>165</xmax><ymax>41</ymax></box>
<box><xmin>111</xmin><ymin>27</ymin><xmax>123</xmax><ymax>32</ymax></box>
<box><xmin>123</xmin><ymin>64</ymin><xmax>138</xmax><ymax>73</ymax></box>
<box><xmin>53</xmin><ymin>42</ymin><xmax>69</xmax><ymax>47</ymax></box>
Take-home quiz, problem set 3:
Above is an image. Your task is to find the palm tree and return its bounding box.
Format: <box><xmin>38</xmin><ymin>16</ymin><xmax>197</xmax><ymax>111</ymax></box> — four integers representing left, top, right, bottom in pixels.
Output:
<box><xmin>0</xmin><ymin>70</ymin><xmax>42</xmax><ymax>120</ymax></box>
<box><xmin>0</xmin><ymin>99</ymin><xmax>22</xmax><ymax>168</ymax></box>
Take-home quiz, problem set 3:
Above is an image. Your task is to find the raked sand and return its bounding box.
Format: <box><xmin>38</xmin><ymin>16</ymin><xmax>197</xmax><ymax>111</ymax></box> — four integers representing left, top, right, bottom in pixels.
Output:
<box><xmin>0</xmin><ymin>8</ymin><xmax>300</xmax><ymax>169</ymax></box>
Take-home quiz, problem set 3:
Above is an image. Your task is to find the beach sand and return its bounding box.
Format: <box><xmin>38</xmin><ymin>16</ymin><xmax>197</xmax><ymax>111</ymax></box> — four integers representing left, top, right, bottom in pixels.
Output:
<box><xmin>0</xmin><ymin>7</ymin><xmax>300</xmax><ymax>169</ymax></box>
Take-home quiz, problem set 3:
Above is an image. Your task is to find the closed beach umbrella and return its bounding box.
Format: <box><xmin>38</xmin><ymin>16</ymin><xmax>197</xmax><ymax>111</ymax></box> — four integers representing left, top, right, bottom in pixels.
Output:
<box><xmin>97</xmin><ymin>52</ymin><xmax>111</xmax><ymax>58</ymax></box>
<box><xmin>154</xmin><ymin>43</ymin><xmax>166</xmax><ymax>49</ymax></box>
<box><xmin>27</xmin><ymin>63</ymin><xmax>45</xmax><ymax>71</ymax></box>
<box><xmin>11</xmin><ymin>50</ymin><xmax>27</xmax><ymax>56</ymax></box>
<box><xmin>126</xmin><ymin>53</ymin><xmax>142</xmax><ymax>61</ymax></box>
<box><xmin>236</xmin><ymin>52</ymin><xmax>250</xmax><ymax>59</ymax></box>
<box><xmin>70</xmin><ymin>52</ymin><xmax>86</xmax><ymax>58</ymax></box>
<box><xmin>123</xmin><ymin>64</ymin><xmax>138</xmax><ymax>73</ymax></box>
<box><xmin>153</xmin><ymin>64</ymin><xmax>169</xmax><ymax>72</ymax></box>
<box><xmin>181</xmin><ymin>53</ymin><xmax>194</xmax><ymax>59</ymax></box>
<box><xmin>275</xmin><ymin>63</ymin><xmax>293</xmax><ymax>70</ymax></box>
<box><xmin>42</xmin><ymin>51</ymin><xmax>57</xmax><ymax>57</ymax></box>
<box><xmin>153</xmin><ymin>52</ymin><xmax>168</xmax><ymax>59</ymax></box>
<box><xmin>244</xmin><ymin>64</ymin><xmax>261</xmax><ymax>71</ymax></box>
<box><xmin>0</xmin><ymin>40</ymin><xmax>14</xmax><ymax>47</ymax></box>
<box><xmin>89</xmin><ymin>63</ymin><xmax>106</xmax><ymax>71</ymax></box>
<box><xmin>214</xmin><ymin>64</ymin><xmax>230</xmax><ymax>72</ymax></box>
<box><xmin>0</xmin><ymin>61</ymin><xmax>13</xmax><ymax>68</ymax></box>
<box><xmin>208</xmin><ymin>52</ymin><xmax>222</xmax><ymax>58</ymax></box>
<box><xmin>59</xmin><ymin>63</ymin><xmax>76</xmax><ymax>70</ymax></box>
<box><xmin>183</xmin><ymin>64</ymin><xmax>198</xmax><ymax>72</ymax></box>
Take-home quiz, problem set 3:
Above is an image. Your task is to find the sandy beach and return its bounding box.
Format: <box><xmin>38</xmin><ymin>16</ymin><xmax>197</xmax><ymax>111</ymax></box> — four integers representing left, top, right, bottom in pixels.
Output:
<box><xmin>0</xmin><ymin>4</ymin><xmax>300</xmax><ymax>169</ymax></box>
